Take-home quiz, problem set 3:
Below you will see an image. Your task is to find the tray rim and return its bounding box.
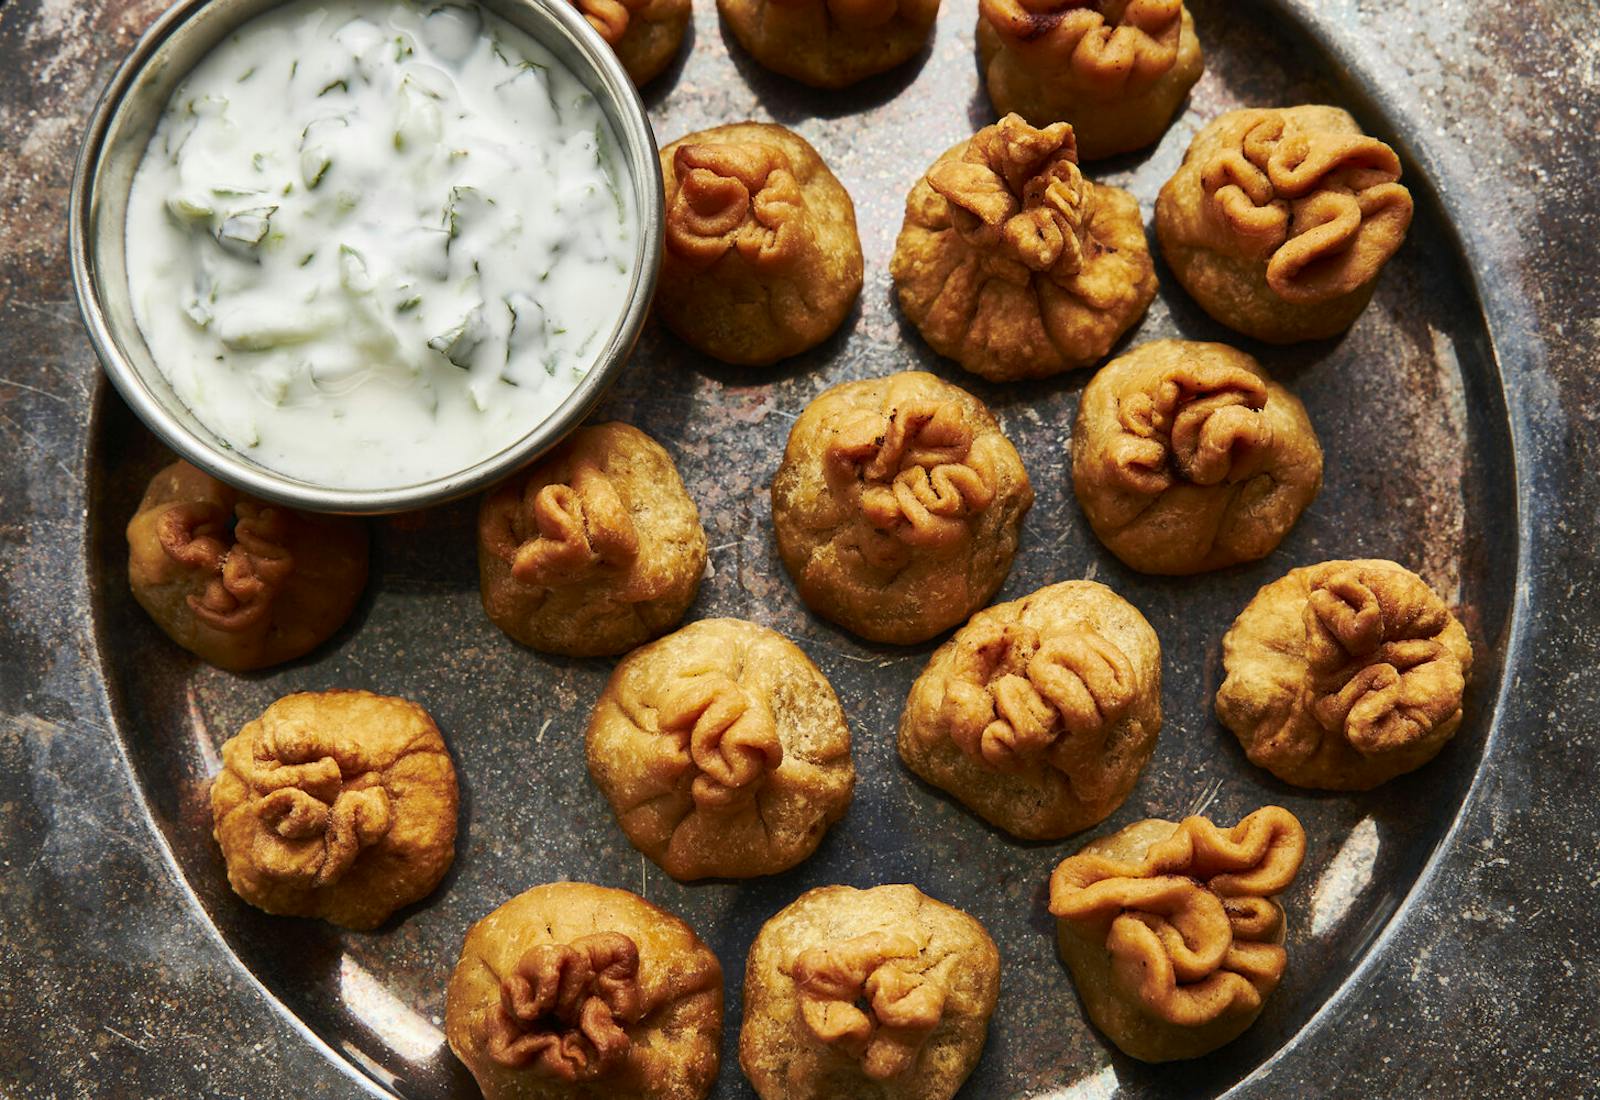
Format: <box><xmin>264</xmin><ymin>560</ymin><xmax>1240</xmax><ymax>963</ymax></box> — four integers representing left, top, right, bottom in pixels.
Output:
<box><xmin>56</xmin><ymin>2</ymin><xmax>1553</xmax><ymax>1099</ymax></box>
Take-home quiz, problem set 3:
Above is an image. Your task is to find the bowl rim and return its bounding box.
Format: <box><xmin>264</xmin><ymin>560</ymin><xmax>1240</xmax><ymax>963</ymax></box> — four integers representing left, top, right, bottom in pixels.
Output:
<box><xmin>68</xmin><ymin>0</ymin><xmax>664</xmax><ymax>515</ymax></box>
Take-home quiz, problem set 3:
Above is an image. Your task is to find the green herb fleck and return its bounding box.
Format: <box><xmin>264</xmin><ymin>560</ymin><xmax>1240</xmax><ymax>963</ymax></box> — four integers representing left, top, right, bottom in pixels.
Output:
<box><xmin>427</xmin><ymin>311</ymin><xmax>482</xmax><ymax>369</ymax></box>
<box><xmin>504</xmin><ymin>292</ymin><xmax>541</xmax><ymax>366</ymax></box>
<box><xmin>593</xmin><ymin>124</ymin><xmax>626</xmax><ymax>224</ymax></box>
<box><xmin>299</xmin><ymin>116</ymin><xmax>346</xmax><ymax>189</ymax></box>
<box><xmin>444</xmin><ymin>185</ymin><xmax>493</xmax><ymax>246</ymax></box>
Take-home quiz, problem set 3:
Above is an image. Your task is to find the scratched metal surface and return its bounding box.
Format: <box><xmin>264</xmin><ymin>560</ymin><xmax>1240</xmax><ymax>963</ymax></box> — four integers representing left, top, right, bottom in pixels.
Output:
<box><xmin>3</xmin><ymin>0</ymin><xmax>1597</xmax><ymax>1097</ymax></box>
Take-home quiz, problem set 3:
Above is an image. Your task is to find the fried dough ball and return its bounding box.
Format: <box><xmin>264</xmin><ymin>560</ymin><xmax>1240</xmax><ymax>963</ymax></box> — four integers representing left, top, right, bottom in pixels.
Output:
<box><xmin>126</xmin><ymin>460</ymin><xmax>368</xmax><ymax>672</ymax></box>
<box><xmin>659</xmin><ymin>123</ymin><xmax>863</xmax><ymax>365</ymax></box>
<box><xmin>740</xmin><ymin>884</ymin><xmax>999</xmax><ymax>1100</ymax></box>
<box><xmin>446</xmin><ymin>882</ymin><xmax>723</xmax><ymax>1100</ymax></box>
<box><xmin>1216</xmin><ymin>559</ymin><xmax>1473</xmax><ymax>790</ymax></box>
<box><xmin>209</xmin><ymin>691</ymin><xmax>458</xmax><ymax>930</ymax></box>
<box><xmin>770</xmin><ymin>371</ymin><xmax>1034</xmax><ymax>645</ymax></box>
<box><xmin>892</xmin><ymin>114</ymin><xmax>1157</xmax><ymax>381</ymax></box>
<box><xmin>478</xmin><ymin>423</ymin><xmax>707</xmax><ymax>658</ymax></box>
<box><xmin>898</xmin><ymin>580</ymin><xmax>1161</xmax><ymax>839</ymax></box>
<box><xmin>586</xmin><ymin>618</ymin><xmax>855</xmax><ymax>880</ymax></box>
<box><xmin>976</xmin><ymin>0</ymin><xmax>1203</xmax><ymax>160</ymax></box>
<box><xmin>1071</xmin><ymin>339</ymin><xmax>1323</xmax><ymax>574</ymax></box>
<box><xmin>572</xmin><ymin>0</ymin><xmax>691</xmax><ymax>85</ymax></box>
<box><xmin>1047</xmin><ymin>806</ymin><xmax>1307</xmax><ymax>1061</ymax></box>
<box><xmin>719</xmin><ymin>0</ymin><xmax>940</xmax><ymax>88</ymax></box>
<box><xmin>1156</xmin><ymin>105</ymin><xmax>1415</xmax><ymax>343</ymax></box>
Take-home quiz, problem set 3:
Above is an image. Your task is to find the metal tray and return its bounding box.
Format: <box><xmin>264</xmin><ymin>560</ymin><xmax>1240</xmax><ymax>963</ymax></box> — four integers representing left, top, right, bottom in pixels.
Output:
<box><xmin>10</xmin><ymin>0</ymin><xmax>1591</xmax><ymax>1096</ymax></box>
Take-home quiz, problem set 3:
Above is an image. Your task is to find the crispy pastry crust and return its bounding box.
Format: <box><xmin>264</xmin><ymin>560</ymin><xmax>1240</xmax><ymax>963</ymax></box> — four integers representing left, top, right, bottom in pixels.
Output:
<box><xmin>1071</xmin><ymin>339</ymin><xmax>1323</xmax><ymax>574</ymax></box>
<box><xmin>976</xmin><ymin>0</ymin><xmax>1203</xmax><ymax>160</ymax></box>
<box><xmin>573</xmin><ymin>0</ymin><xmax>691</xmax><ymax>85</ymax></box>
<box><xmin>897</xmin><ymin>580</ymin><xmax>1161</xmax><ymax>839</ymax></box>
<box><xmin>740</xmin><ymin>884</ymin><xmax>999</xmax><ymax>1100</ymax></box>
<box><xmin>659</xmin><ymin>123</ymin><xmax>863</xmax><ymax>365</ymax></box>
<box><xmin>1047</xmin><ymin>807</ymin><xmax>1306</xmax><ymax>1061</ymax></box>
<box><xmin>447</xmin><ymin>883</ymin><xmax>723</xmax><ymax>1100</ymax></box>
<box><xmin>586</xmin><ymin>618</ymin><xmax>855</xmax><ymax>879</ymax></box>
<box><xmin>209</xmin><ymin>690</ymin><xmax>458</xmax><ymax>930</ymax></box>
<box><xmin>771</xmin><ymin>371</ymin><xmax>1034</xmax><ymax>645</ymax></box>
<box><xmin>719</xmin><ymin>0</ymin><xmax>941</xmax><ymax>88</ymax></box>
<box><xmin>892</xmin><ymin>114</ymin><xmax>1157</xmax><ymax>381</ymax></box>
<box><xmin>1216</xmin><ymin>558</ymin><xmax>1472</xmax><ymax>789</ymax></box>
<box><xmin>478</xmin><ymin>423</ymin><xmax>706</xmax><ymax>657</ymax></box>
<box><xmin>1156</xmin><ymin>105</ymin><xmax>1414</xmax><ymax>343</ymax></box>
<box><xmin>126</xmin><ymin>460</ymin><xmax>368</xmax><ymax>671</ymax></box>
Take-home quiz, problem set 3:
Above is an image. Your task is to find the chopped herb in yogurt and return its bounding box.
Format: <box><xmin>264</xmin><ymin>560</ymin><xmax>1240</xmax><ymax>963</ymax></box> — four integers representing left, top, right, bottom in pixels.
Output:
<box><xmin>124</xmin><ymin>0</ymin><xmax>635</xmax><ymax>489</ymax></box>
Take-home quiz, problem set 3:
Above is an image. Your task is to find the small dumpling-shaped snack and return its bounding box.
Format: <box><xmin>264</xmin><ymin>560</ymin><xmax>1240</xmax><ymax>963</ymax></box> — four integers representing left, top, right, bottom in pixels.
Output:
<box><xmin>976</xmin><ymin>0</ymin><xmax>1203</xmax><ymax>161</ymax></box>
<box><xmin>572</xmin><ymin>0</ymin><xmax>691</xmax><ymax>85</ymax></box>
<box><xmin>1216</xmin><ymin>559</ymin><xmax>1473</xmax><ymax>790</ymax></box>
<box><xmin>719</xmin><ymin>0</ymin><xmax>940</xmax><ymax>89</ymax></box>
<box><xmin>126</xmin><ymin>460</ymin><xmax>368</xmax><ymax>672</ymax></box>
<box><xmin>740</xmin><ymin>884</ymin><xmax>1000</xmax><ymax>1100</ymax></box>
<box><xmin>586</xmin><ymin>618</ymin><xmax>855</xmax><ymax>880</ymax></box>
<box><xmin>771</xmin><ymin>372</ymin><xmax>1034</xmax><ymax>645</ymax></box>
<box><xmin>892</xmin><ymin>114</ymin><xmax>1158</xmax><ymax>381</ymax></box>
<box><xmin>1071</xmin><ymin>339</ymin><xmax>1323</xmax><ymax>575</ymax></box>
<box><xmin>659</xmin><ymin>123</ymin><xmax>864</xmax><ymax>365</ymax></box>
<box><xmin>209</xmin><ymin>691</ymin><xmax>458</xmax><ymax>930</ymax></box>
<box><xmin>898</xmin><ymin>580</ymin><xmax>1161</xmax><ymax>840</ymax></box>
<box><xmin>1156</xmin><ymin>105</ymin><xmax>1415</xmax><ymax>343</ymax></box>
<box><xmin>1047</xmin><ymin>806</ymin><xmax>1307</xmax><ymax>1062</ymax></box>
<box><xmin>478</xmin><ymin>423</ymin><xmax>707</xmax><ymax>658</ymax></box>
<box><xmin>446</xmin><ymin>882</ymin><xmax>723</xmax><ymax>1100</ymax></box>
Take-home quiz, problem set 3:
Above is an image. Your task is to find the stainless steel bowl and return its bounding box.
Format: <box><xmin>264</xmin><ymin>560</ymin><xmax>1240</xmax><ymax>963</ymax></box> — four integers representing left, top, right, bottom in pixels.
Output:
<box><xmin>70</xmin><ymin>0</ymin><xmax>663</xmax><ymax>514</ymax></box>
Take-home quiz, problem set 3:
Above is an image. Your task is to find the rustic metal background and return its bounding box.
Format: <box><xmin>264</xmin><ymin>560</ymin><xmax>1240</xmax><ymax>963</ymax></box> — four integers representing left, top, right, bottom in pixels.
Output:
<box><xmin>2</xmin><ymin>0</ymin><xmax>1597</xmax><ymax>1097</ymax></box>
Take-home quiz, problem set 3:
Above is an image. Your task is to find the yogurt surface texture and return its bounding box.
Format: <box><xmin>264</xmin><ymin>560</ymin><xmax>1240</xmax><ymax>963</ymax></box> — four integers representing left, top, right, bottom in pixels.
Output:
<box><xmin>125</xmin><ymin>0</ymin><xmax>636</xmax><ymax>489</ymax></box>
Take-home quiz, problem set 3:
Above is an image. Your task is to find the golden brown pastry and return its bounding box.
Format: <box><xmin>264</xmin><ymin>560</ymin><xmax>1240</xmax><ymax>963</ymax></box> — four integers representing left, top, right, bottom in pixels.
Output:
<box><xmin>1216</xmin><ymin>559</ymin><xmax>1473</xmax><ymax>790</ymax></box>
<box><xmin>478</xmin><ymin>423</ymin><xmax>707</xmax><ymax>658</ymax></box>
<box><xmin>1071</xmin><ymin>339</ymin><xmax>1323</xmax><ymax>574</ymax></box>
<box><xmin>209</xmin><ymin>691</ymin><xmax>458</xmax><ymax>930</ymax></box>
<box><xmin>718</xmin><ymin>0</ymin><xmax>940</xmax><ymax>89</ymax></box>
<box><xmin>1047</xmin><ymin>806</ymin><xmax>1306</xmax><ymax>1062</ymax></box>
<box><xmin>1156</xmin><ymin>105</ymin><xmax>1415</xmax><ymax>343</ymax></box>
<box><xmin>891</xmin><ymin>114</ymin><xmax>1157</xmax><ymax>381</ymax></box>
<box><xmin>446</xmin><ymin>882</ymin><xmax>723</xmax><ymax>1100</ymax></box>
<box><xmin>126</xmin><ymin>460</ymin><xmax>367</xmax><ymax>672</ymax></box>
<box><xmin>573</xmin><ymin>0</ymin><xmax>691</xmax><ymax>85</ymax></box>
<box><xmin>976</xmin><ymin>0</ymin><xmax>1203</xmax><ymax>161</ymax></box>
<box><xmin>740</xmin><ymin>884</ymin><xmax>999</xmax><ymax>1100</ymax></box>
<box><xmin>898</xmin><ymin>580</ymin><xmax>1161</xmax><ymax>840</ymax></box>
<box><xmin>770</xmin><ymin>372</ymin><xmax>1034</xmax><ymax>645</ymax></box>
<box><xmin>658</xmin><ymin>123</ymin><xmax>863</xmax><ymax>365</ymax></box>
<box><xmin>586</xmin><ymin>618</ymin><xmax>855</xmax><ymax>880</ymax></box>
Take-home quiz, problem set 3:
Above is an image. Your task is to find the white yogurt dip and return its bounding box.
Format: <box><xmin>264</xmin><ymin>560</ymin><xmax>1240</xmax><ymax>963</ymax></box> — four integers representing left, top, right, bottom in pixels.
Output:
<box><xmin>125</xmin><ymin>0</ymin><xmax>636</xmax><ymax>489</ymax></box>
